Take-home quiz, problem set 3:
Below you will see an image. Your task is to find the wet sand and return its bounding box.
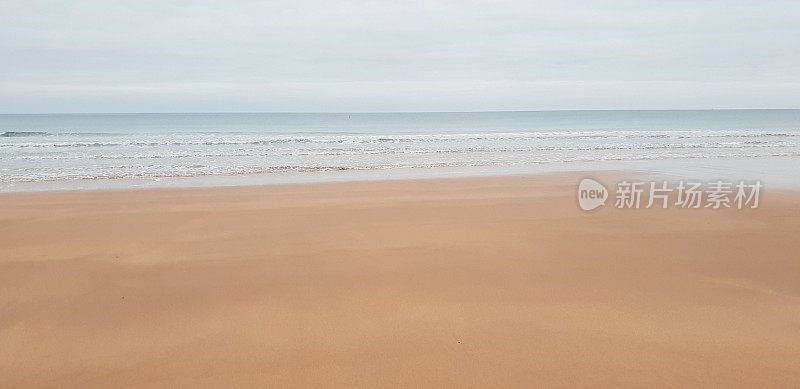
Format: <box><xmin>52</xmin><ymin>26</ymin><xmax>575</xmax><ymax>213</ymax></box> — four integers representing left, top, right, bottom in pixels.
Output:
<box><xmin>1</xmin><ymin>174</ymin><xmax>799</xmax><ymax>387</ymax></box>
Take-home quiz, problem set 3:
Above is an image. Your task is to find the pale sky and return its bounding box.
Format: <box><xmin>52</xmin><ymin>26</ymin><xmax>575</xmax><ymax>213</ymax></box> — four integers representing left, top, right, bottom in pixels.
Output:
<box><xmin>2</xmin><ymin>0</ymin><xmax>799</xmax><ymax>113</ymax></box>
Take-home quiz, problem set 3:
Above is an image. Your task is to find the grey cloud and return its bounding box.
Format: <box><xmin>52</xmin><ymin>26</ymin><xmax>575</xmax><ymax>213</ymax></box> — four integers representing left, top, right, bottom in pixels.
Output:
<box><xmin>2</xmin><ymin>0</ymin><xmax>799</xmax><ymax>112</ymax></box>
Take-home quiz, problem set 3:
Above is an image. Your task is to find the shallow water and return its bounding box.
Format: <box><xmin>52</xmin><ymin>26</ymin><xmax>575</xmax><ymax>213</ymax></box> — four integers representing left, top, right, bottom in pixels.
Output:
<box><xmin>1</xmin><ymin>110</ymin><xmax>798</xmax><ymax>191</ymax></box>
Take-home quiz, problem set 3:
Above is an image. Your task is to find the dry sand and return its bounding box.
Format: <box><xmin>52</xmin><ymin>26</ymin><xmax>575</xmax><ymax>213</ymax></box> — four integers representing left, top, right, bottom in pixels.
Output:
<box><xmin>1</xmin><ymin>174</ymin><xmax>799</xmax><ymax>387</ymax></box>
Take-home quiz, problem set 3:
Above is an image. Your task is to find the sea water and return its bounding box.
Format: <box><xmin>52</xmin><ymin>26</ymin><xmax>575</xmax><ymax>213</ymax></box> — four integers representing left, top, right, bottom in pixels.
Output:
<box><xmin>1</xmin><ymin>110</ymin><xmax>799</xmax><ymax>192</ymax></box>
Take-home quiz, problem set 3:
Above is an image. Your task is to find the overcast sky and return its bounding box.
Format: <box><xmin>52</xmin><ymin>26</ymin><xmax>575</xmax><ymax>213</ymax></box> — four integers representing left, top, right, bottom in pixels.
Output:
<box><xmin>2</xmin><ymin>0</ymin><xmax>799</xmax><ymax>113</ymax></box>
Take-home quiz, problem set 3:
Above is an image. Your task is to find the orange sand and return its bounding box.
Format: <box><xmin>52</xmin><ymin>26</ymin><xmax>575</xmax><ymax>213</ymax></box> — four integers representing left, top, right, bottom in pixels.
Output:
<box><xmin>1</xmin><ymin>174</ymin><xmax>799</xmax><ymax>387</ymax></box>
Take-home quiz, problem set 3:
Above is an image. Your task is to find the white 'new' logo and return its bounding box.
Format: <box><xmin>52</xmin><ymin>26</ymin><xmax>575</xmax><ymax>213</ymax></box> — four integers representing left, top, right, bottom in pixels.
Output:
<box><xmin>577</xmin><ymin>178</ymin><xmax>608</xmax><ymax>211</ymax></box>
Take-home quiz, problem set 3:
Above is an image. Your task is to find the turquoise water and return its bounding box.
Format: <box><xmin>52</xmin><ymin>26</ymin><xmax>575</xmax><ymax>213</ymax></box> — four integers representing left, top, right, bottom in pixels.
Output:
<box><xmin>1</xmin><ymin>110</ymin><xmax>799</xmax><ymax>191</ymax></box>
<box><xmin>3</xmin><ymin>110</ymin><xmax>800</xmax><ymax>133</ymax></box>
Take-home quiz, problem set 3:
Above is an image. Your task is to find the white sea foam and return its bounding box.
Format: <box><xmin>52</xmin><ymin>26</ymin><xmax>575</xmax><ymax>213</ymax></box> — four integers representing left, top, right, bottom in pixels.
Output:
<box><xmin>1</xmin><ymin>111</ymin><xmax>799</xmax><ymax>190</ymax></box>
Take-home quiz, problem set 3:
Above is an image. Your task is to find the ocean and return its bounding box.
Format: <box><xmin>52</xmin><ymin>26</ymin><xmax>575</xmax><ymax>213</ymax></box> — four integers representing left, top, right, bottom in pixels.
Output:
<box><xmin>1</xmin><ymin>110</ymin><xmax>799</xmax><ymax>192</ymax></box>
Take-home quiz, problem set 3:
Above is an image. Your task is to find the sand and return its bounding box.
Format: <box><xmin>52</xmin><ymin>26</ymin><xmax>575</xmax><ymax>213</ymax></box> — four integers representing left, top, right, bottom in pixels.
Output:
<box><xmin>1</xmin><ymin>174</ymin><xmax>799</xmax><ymax>388</ymax></box>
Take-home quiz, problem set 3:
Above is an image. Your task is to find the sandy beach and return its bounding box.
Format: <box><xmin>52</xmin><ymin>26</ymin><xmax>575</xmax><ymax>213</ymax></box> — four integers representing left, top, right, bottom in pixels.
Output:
<box><xmin>1</xmin><ymin>173</ymin><xmax>799</xmax><ymax>388</ymax></box>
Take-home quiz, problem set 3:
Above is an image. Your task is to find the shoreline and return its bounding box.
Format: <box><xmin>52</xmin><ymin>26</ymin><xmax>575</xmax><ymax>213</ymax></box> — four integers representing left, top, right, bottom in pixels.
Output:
<box><xmin>3</xmin><ymin>155</ymin><xmax>799</xmax><ymax>194</ymax></box>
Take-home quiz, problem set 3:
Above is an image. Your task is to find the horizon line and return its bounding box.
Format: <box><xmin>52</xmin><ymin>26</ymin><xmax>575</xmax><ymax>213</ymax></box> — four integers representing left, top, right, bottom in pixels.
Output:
<box><xmin>2</xmin><ymin>108</ymin><xmax>800</xmax><ymax>115</ymax></box>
